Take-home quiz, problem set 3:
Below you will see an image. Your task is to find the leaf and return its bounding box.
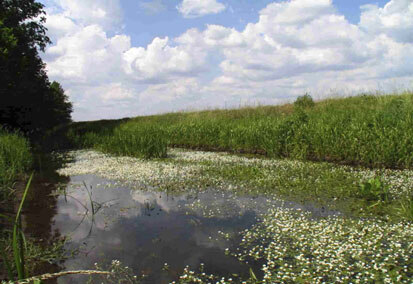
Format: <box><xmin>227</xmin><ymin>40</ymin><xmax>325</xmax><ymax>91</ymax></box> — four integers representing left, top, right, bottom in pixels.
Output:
<box><xmin>13</xmin><ymin>173</ymin><xmax>33</xmax><ymax>280</ymax></box>
<box><xmin>249</xmin><ymin>267</ymin><xmax>257</xmax><ymax>282</ymax></box>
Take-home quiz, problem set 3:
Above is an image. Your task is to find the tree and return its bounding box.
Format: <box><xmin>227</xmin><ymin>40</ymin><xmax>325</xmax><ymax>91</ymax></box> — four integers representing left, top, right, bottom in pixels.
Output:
<box><xmin>0</xmin><ymin>0</ymin><xmax>72</xmax><ymax>135</ymax></box>
<box><xmin>48</xmin><ymin>81</ymin><xmax>73</xmax><ymax>125</ymax></box>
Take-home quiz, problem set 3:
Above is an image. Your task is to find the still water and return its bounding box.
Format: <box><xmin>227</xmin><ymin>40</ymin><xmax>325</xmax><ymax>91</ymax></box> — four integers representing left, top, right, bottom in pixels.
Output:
<box><xmin>34</xmin><ymin>174</ymin><xmax>272</xmax><ymax>283</ymax></box>
<box><xmin>24</xmin><ymin>153</ymin><xmax>335</xmax><ymax>283</ymax></box>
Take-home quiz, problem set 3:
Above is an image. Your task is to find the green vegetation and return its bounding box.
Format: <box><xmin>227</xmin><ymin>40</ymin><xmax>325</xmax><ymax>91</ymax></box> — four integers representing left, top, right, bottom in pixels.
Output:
<box><xmin>0</xmin><ymin>128</ymin><xmax>32</xmax><ymax>193</ymax></box>
<box><xmin>2</xmin><ymin>0</ymin><xmax>409</xmax><ymax>282</ymax></box>
<box><xmin>50</xmin><ymin>148</ymin><xmax>413</xmax><ymax>283</ymax></box>
<box><xmin>58</xmin><ymin>149</ymin><xmax>413</xmax><ymax>221</ymax></box>
<box><xmin>0</xmin><ymin>0</ymin><xmax>72</xmax><ymax>136</ymax></box>
<box><xmin>0</xmin><ymin>175</ymin><xmax>70</xmax><ymax>283</ymax></box>
<box><xmin>64</xmin><ymin>91</ymin><xmax>413</xmax><ymax>169</ymax></box>
<box><xmin>12</xmin><ymin>174</ymin><xmax>32</xmax><ymax>280</ymax></box>
<box><xmin>293</xmin><ymin>92</ymin><xmax>315</xmax><ymax>109</ymax></box>
<box><xmin>93</xmin><ymin>124</ymin><xmax>168</xmax><ymax>159</ymax></box>
<box><xmin>1</xmin><ymin>1</ymin><xmax>72</xmax><ymax>281</ymax></box>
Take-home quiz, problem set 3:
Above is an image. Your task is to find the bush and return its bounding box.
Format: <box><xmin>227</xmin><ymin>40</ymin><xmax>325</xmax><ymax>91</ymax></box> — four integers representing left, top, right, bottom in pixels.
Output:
<box><xmin>294</xmin><ymin>93</ymin><xmax>315</xmax><ymax>109</ymax></box>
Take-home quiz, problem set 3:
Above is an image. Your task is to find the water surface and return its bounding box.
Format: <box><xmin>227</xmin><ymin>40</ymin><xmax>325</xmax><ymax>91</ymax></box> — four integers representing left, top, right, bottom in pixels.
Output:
<box><xmin>51</xmin><ymin>174</ymin><xmax>274</xmax><ymax>283</ymax></box>
<box><xmin>24</xmin><ymin>152</ymin><xmax>338</xmax><ymax>283</ymax></box>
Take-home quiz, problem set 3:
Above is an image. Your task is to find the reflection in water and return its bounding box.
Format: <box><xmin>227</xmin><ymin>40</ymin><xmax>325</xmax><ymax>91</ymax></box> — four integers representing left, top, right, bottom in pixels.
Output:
<box><xmin>20</xmin><ymin>153</ymin><xmax>72</xmax><ymax>282</ymax></box>
<box><xmin>53</xmin><ymin>175</ymin><xmax>266</xmax><ymax>283</ymax></box>
<box><xmin>21</xmin><ymin>153</ymin><xmax>338</xmax><ymax>283</ymax></box>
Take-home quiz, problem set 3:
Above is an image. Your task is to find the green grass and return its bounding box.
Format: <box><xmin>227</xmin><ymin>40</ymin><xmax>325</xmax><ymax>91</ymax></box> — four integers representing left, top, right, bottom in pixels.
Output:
<box><xmin>12</xmin><ymin>173</ymin><xmax>33</xmax><ymax>280</ymax></box>
<box><xmin>0</xmin><ymin>174</ymin><xmax>67</xmax><ymax>282</ymax></box>
<box><xmin>61</xmin><ymin>91</ymin><xmax>413</xmax><ymax>169</ymax></box>
<box><xmin>0</xmin><ymin>128</ymin><xmax>32</xmax><ymax>193</ymax></box>
<box><xmin>95</xmin><ymin>124</ymin><xmax>168</xmax><ymax>159</ymax></box>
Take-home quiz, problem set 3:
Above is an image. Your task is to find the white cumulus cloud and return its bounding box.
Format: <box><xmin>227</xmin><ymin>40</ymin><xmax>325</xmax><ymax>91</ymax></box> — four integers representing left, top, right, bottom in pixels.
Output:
<box><xmin>45</xmin><ymin>25</ymin><xmax>130</xmax><ymax>83</ymax></box>
<box><xmin>122</xmin><ymin>37</ymin><xmax>207</xmax><ymax>82</ymax></box>
<box><xmin>41</xmin><ymin>0</ymin><xmax>413</xmax><ymax>121</ymax></box>
<box><xmin>359</xmin><ymin>0</ymin><xmax>413</xmax><ymax>43</ymax></box>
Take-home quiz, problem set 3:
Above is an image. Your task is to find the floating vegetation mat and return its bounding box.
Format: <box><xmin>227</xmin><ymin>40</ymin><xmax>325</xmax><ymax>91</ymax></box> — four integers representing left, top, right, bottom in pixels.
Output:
<box><xmin>54</xmin><ymin>149</ymin><xmax>413</xmax><ymax>283</ymax></box>
<box><xmin>235</xmin><ymin>207</ymin><xmax>413</xmax><ymax>283</ymax></box>
<box><xmin>57</xmin><ymin>149</ymin><xmax>413</xmax><ymax>198</ymax></box>
<box><xmin>176</xmin><ymin>206</ymin><xmax>413</xmax><ymax>283</ymax></box>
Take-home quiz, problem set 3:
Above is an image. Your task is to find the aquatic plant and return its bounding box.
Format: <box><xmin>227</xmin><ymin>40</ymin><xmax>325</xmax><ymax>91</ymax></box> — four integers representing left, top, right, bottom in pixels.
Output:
<box><xmin>2</xmin><ymin>260</ymin><xmax>140</xmax><ymax>284</ymax></box>
<box><xmin>234</xmin><ymin>207</ymin><xmax>413</xmax><ymax>283</ymax></box>
<box><xmin>0</xmin><ymin>174</ymin><xmax>33</xmax><ymax>280</ymax></box>
<box><xmin>358</xmin><ymin>177</ymin><xmax>390</xmax><ymax>202</ymax></box>
<box><xmin>398</xmin><ymin>195</ymin><xmax>413</xmax><ymax>221</ymax></box>
<box><xmin>58</xmin><ymin>149</ymin><xmax>413</xmax><ymax>220</ymax></box>
<box><xmin>12</xmin><ymin>174</ymin><xmax>33</xmax><ymax>280</ymax></box>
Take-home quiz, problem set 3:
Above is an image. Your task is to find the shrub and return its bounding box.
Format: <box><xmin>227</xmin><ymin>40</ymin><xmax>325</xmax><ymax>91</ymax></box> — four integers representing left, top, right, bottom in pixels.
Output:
<box><xmin>294</xmin><ymin>93</ymin><xmax>315</xmax><ymax>109</ymax></box>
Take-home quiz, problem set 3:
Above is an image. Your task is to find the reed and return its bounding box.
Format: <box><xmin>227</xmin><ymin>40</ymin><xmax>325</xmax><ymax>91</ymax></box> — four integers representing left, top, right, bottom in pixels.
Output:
<box><xmin>0</xmin><ymin>174</ymin><xmax>33</xmax><ymax>281</ymax></box>
<box><xmin>63</xmin><ymin>91</ymin><xmax>413</xmax><ymax>169</ymax></box>
<box><xmin>0</xmin><ymin>128</ymin><xmax>32</xmax><ymax>191</ymax></box>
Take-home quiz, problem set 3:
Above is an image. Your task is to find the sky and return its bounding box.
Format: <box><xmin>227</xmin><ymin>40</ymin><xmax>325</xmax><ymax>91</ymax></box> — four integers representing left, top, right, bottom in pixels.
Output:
<box><xmin>38</xmin><ymin>0</ymin><xmax>413</xmax><ymax>121</ymax></box>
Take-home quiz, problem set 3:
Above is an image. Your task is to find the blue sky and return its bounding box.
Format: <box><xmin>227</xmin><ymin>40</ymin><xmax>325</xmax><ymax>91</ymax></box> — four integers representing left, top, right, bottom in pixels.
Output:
<box><xmin>113</xmin><ymin>0</ymin><xmax>390</xmax><ymax>46</ymax></box>
<box><xmin>38</xmin><ymin>0</ymin><xmax>413</xmax><ymax>121</ymax></box>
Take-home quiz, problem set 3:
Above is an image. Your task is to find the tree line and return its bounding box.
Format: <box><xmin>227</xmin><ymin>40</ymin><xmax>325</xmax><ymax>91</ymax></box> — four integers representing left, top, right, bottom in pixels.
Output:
<box><xmin>0</xmin><ymin>0</ymin><xmax>72</xmax><ymax>137</ymax></box>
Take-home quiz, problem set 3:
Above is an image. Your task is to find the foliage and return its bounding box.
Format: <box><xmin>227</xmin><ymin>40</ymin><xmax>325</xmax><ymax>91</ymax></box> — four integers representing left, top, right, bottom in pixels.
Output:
<box><xmin>47</xmin><ymin>81</ymin><xmax>73</xmax><ymax>126</ymax></box>
<box><xmin>96</xmin><ymin>124</ymin><xmax>168</xmax><ymax>159</ymax></box>
<box><xmin>0</xmin><ymin>0</ymin><xmax>72</xmax><ymax>135</ymax></box>
<box><xmin>62</xmin><ymin>92</ymin><xmax>413</xmax><ymax>169</ymax></box>
<box><xmin>61</xmin><ymin>120</ymin><xmax>168</xmax><ymax>159</ymax></box>
<box><xmin>90</xmin><ymin>260</ymin><xmax>141</xmax><ymax>283</ymax></box>
<box><xmin>13</xmin><ymin>174</ymin><xmax>33</xmax><ymax>279</ymax></box>
<box><xmin>294</xmin><ymin>93</ymin><xmax>315</xmax><ymax>109</ymax></box>
<box><xmin>0</xmin><ymin>128</ymin><xmax>32</xmax><ymax>192</ymax></box>
<box><xmin>358</xmin><ymin>177</ymin><xmax>389</xmax><ymax>202</ymax></box>
<box><xmin>0</xmin><ymin>174</ymin><xmax>67</xmax><ymax>282</ymax></box>
<box><xmin>0</xmin><ymin>174</ymin><xmax>32</xmax><ymax>280</ymax></box>
<box><xmin>398</xmin><ymin>195</ymin><xmax>413</xmax><ymax>221</ymax></box>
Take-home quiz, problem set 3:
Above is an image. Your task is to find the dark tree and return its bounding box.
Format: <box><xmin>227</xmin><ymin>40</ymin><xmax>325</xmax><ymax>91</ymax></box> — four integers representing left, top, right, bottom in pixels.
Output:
<box><xmin>48</xmin><ymin>81</ymin><xmax>73</xmax><ymax>125</ymax></box>
<box><xmin>0</xmin><ymin>0</ymin><xmax>72</xmax><ymax>135</ymax></box>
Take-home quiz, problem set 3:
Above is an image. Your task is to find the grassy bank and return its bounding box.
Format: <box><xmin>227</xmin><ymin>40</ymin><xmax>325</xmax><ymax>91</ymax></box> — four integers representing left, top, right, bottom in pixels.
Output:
<box><xmin>0</xmin><ymin>128</ymin><xmax>32</xmax><ymax>194</ymax></box>
<box><xmin>62</xmin><ymin>91</ymin><xmax>413</xmax><ymax>168</ymax></box>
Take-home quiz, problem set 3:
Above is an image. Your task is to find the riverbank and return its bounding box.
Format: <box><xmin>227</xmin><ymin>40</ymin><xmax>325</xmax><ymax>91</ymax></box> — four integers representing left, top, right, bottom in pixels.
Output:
<box><xmin>61</xmin><ymin>92</ymin><xmax>413</xmax><ymax>169</ymax></box>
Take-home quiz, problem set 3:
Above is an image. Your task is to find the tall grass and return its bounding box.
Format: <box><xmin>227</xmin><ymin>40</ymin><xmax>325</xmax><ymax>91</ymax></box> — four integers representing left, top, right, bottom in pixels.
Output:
<box><xmin>96</xmin><ymin>124</ymin><xmax>168</xmax><ymax>159</ymax></box>
<box><xmin>63</xmin><ymin>91</ymin><xmax>413</xmax><ymax>169</ymax></box>
<box><xmin>0</xmin><ymin>174</ymin><xmax>33</xmax><ymax>281</ymax></box>
<box><xmin>0</xmin><ymin>128</ymin><xmax>32</xmax><ymax>190</ymax></box>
